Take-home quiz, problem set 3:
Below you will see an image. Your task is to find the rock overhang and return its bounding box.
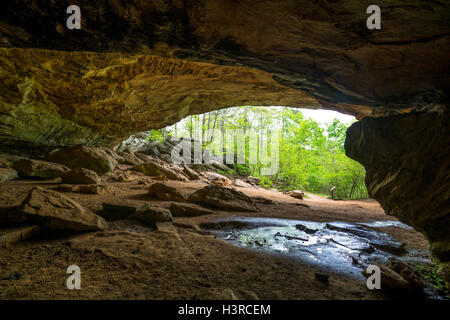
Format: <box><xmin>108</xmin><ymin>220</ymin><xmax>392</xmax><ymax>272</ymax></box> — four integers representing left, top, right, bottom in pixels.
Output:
<box><xmin>0</xmin><ymin>0</ymin><xmax>448</xmax><ymax>150</ymax></box>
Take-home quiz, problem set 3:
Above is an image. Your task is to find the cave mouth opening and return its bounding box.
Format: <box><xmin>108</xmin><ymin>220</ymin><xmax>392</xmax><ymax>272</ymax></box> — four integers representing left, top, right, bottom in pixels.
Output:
<box><xmin>117</xmin><ymin>105</ymin><xmax>368</xmax><ymax>200</ymax></box>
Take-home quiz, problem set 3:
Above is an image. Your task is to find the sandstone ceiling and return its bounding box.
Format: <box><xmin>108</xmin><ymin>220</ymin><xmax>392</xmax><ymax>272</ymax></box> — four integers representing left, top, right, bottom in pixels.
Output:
<box><xmin>0</xmin><ymin>0</ymin><xmax>449</xmax><ymax>148</ymax></box>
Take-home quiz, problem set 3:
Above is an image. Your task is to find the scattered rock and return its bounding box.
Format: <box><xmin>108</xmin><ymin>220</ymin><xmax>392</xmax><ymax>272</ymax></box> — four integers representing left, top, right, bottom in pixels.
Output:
<box><xmin>0</xmin><ymin>225</ymin><xmax>40</xmax><ymax>247</ymax></box>
<box><xmin>389</xmin><ymin>259</ymin><xmax>424</xmax><ymax>290</ymax></box>
<box><xmin>208</xmin><ymin>160</ymin><xmax>231</xmax><ymax>172</ymax></box>
<box><xmin>285</xmin><ymin>190</ymin><xmax>305</xmax><ymax>199</ymax></box>
<box><xmin>233</xmin><ymin>179</ymin><xmax>252</xmax><ymax>188</ymax></box>
<box><xmin>202</xmin><ymin>171</ymin><xmax>232</xmax><ymax>187</ymax></box>
<box><xmin>246</xmin><ymin>176</ymin><xmax>261</xmax><ymax>185</ymax></box>
<box><xmin>370</xmin><ymin>240</ymin><xmax>407</xmax><ymax>255</ymax></box>
<box><xmin>148</xmin><ymin>182</ymin><xmax>187</xmax><ymax>201</ymax></box>
<box><xmin>102</xmin><ymin>201</ymin><xmax>148</xmax><ymax>220</ymax></box>
<box><xmin>133</xmin><ymin>161</ymin><xmax>187</xmax><ymax>181</ymax></box>
<box><xmin>188</xmin><ymin>185</ymin><xmax>258</xmax><ymax>212</ymax></box>
<box><xmin>13</xmin><ymin>187</ymin><xmax>108</xmax><ymax>231</ymax></box>
<box><xmin>170</xmin><ymin>202</ymin><xmax>215</xmax><ymax>217</ymax></box>
<box><xmin>363</xmin><ymin>263</ymin><xmax>412</xmax><ymax>291</ymax></box>
<box><xmin>49</xmin><ymin>145</ymin><xmax>117</xmax><ymax>175</ymax></box>
<box><xmin>182</xmin><ymin>164</ymin><xmax>200</xmax><ymax>180</ymax></box>
<box><xmin>129</xmin><ymin>204</ymin><xmax>172</xmax><ymax>226</ymax></box>
<box><xmin>315</xmin><ymin>271</ymin><xmax>330</xmax><ymax>283</ymax></box>
<box><xmin>13</xmin><ymin>159</ymin><xmax>69</xmax><ymax>178</ymax></box>
<box><xmin>100</xmin><ymin>147</ymin><xmax>124</xmax><ymax>163</ymax></box>
<box><xmin>0</xmin><ymin>167</ymin><xmax>19</xmax><ymax>182</ymax></box>
<box><xmin>296</xmin><ymin>224</ymin><xmax>318</xmax><ymax>234</ymax></box>
<box><xmin>150</xmin><ymin>175</ymin><xmax>168</xmax><ymax>181</ymax></box>
<box><xmin>77</xmin><ymin>184</ymin><xmax>110</xmax><ymax>195</ymax></box>
<box><xmin>158</xmin><ymin>153</ymin><xmax>172</xmax><ymax>163</ymax></box>
<box><xmin>61</xmin><ymin>168</ymin><xmax>102</xmax><ymax>185</ymax></box>
<box><xmin>117</xmin><ymin>151</ymin><xmax>144</xmax><ymax>166</ymax></box>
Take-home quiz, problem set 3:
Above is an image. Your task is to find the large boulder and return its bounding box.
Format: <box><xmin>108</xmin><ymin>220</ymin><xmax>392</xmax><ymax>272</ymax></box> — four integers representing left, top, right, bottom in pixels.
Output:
<box><xmin>246</xmin><ymin>176</ymin><xmax>261</xmax><ymax>185</ymax></box>
<box><xmin>188</xmin><ymin>185</ymin><xmax>258</xmax><ymax>212</ymax></box>
<box><xmin>13</xmin><ymin>159</ymin><xmax>69</xmax><ymax>178</ymax></box>
<box><xmin>117</xmin><ymin>151</ymin><xmax>144</xmax><ymax>166</ymax></box>
<box><xmin>148</xmin><ymin>183</ymin><xmax>187</xmax><ymax>202</ymax></box>
<box><xmin>362</xmin><ymin>263</ymin><xmax>412</xmax><ymax>291</ymax></box>
<box><xmin>170</xmin><ymin>202</ymin><xmax>215</xmax><ymax>217</ymax></box>
<box><xmin>128</xmin><ymin>204</ymin><xmax>172</xmax><ymax>227</ymax></box>
<box><xmin>102</xmin><ymin>201</ymin><xmax>148</xmax><ymax>220</ymax></box>
<box><xmin>49</xmin><ymin>145</ymin><xmax>117</xmax><ymax>175</ymax></box>
<box><xmin>133</xmin><ymin>160</ymin><xmax>187</xmax><ymax>181</ymax></box>
<box><xmin>12</xmin><ymin>187</ymin><xmax>108</xmax><ymax>231</ymax></box>
<box><xmin>182</xmin><ymin>165</ymin><xmax>200</xmax><ymax>180</ymax></box>
<box><xmin>61</xmin><ymin>168</ymin><xmax>102</xmax><ymax>185</ymax></box>
<box><xmin>285</xmin><ymin>190</ymin><xmax>305</xmax><ymax>200</ymax></box>
<box><xmin>0</xmin><ymin>168</ymin><xmax>18</xmax><ymax>182</ymax></box>
<box><xmin>202</xmin><ymin>171</ymin><xmax>232</xmax><ymax>187</ymax></box>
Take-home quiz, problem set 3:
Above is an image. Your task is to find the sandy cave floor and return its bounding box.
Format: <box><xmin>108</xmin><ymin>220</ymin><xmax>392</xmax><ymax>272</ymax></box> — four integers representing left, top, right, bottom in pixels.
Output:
<box><xmin>0</xmin><ymin>178</ymin><xmax>432</xmax><ymax>300</ymax></box>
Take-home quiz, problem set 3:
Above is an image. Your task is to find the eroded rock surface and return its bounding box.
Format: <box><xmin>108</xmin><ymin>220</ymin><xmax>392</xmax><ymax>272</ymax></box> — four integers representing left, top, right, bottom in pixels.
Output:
<box><xmin>49</xmin><ymin>145</ymin><xmax>117</xmax><ymax>175</ymax></box>
<box><xmin>345</xmin><ymin>106</ymin><xmax>450</xmax><ymax>282</ymax></box>
<box><xmin>188</xmin><ymin>185</ymin><xmax>258</xmax><ymax>212</ymax></box>
<box><xmin>13</xmin><ymin>159</ymin><xmax>69</xmax><ymax>179</ymax></box>
<box><xmin>12</xmin><ymin>187</ymin><xmax>108</xmax><ymax>231</ymax></box>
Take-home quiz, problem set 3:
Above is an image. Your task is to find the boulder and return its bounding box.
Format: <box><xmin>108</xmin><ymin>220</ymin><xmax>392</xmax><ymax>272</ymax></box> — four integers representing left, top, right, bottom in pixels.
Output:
<box><xmin>182</xmin><ymin>165</ymin><xmax>200</xmax><ymax>180</ymax></box>
<box><xmin>246</xmin><ymin>176</ymin><xmax>261</xmax><ymax>185</ymax></box>
<box><xmin>233</xmin><ymin>179</ymin><xmax>252</xmax><ymax>188</ymax></box>
<box><xmin>170</xmin><ymin>202</ymin><xmax>215</xmax><ymax>217</ymax></box>
<box><xmin>117</xmin><ymin>151</ymin><xmax>144</xmax><ymax>166</ymax></box>
<box><xmin>286</xmin><ymin>190</ymin><xmax>305</xmax><ymax>200</ymax></box>
<box><xmin>49</xmin><ymin>145</ymin><xmax>117</xmax><ymax>175</ymax></box>
<box><xmin>100</xmin><ymin>147</ymin><xmax>124</xmax><ymax>163</ymax></box>
<box><xmin>148</xmin><ymin>183</ymin><xmax>187</xmax><ymax>201</ymax></box>
<box><xmin>61</xmin><ymin>168</ymin><xmax>102</xmax><ymax>185</ymax></box>
<box><xmin>77</xmin><ymin>184</ymin><xmax>110</xmax><ymax>194</ymax></box>
<box><xmin>188</xmin><ymin>185</ymin><xmax>258</xmax><ymax>212</ymax></box>
<box><xmin>208</xmin><ymin>160</ymin><xmax>231</xmax><ymax>172</ymax></box>
<box><xmin>150</xmin><ymin>175</ymin><xmax>168</xmax><ymax>182</ymax></box>
<box><xmin>13</xmin><ymin>159</ymin><xmax>69</xmax><ymax>178</ymax></box>
<box><xmin>158</xmin><ymin>153</ymin><xmax>173</xmax><ymax>163</ymax></box>
<box><xmin>133</xmin><ymin>161</ymin><xmax>187</xmax><ymax>181</ymax></box>
<box><xmin>389</xmin><ymin>259</ymin><xmax>424</xmax><ymax>290</ymax></box>
<box><xmin>0</xmin><ymin>167</ymin><xmax>19</xmax><ymax>182</ymax></box>
<box><xmin>102</xmin><ymin>201</ymin><xmax>148</xmax><ymax>220</ymax></box>
<box><xmin>13</xmin><ymin>187</ymin><xmax>108</xmax><ymax>231</ymax></box>
<box><xmin>202</xmin><ymin>171</ymin><xmax>232</xmax><ymax>187</ymax></box>
<box><xmin>363</xmin><ymin>263</ymin><xmax>412</xmax><ymax>291</ymax></box>
<box><xmin>128</xmin><ymin>204</ymin><xmax>172</xmax><ymax>226</ymax></box>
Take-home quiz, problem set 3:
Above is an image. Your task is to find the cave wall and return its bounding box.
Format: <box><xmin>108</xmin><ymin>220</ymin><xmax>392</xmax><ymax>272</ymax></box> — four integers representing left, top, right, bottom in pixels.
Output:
<box><xmin>345</xmin><ymin>105</ymin><xmax>450</xmax><ymax>281</ymax></box>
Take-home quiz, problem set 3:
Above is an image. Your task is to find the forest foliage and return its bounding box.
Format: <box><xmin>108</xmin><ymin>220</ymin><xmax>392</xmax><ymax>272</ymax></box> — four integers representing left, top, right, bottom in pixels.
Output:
<box><xmin>149</xmin><ymin>106</ymin><xmax>368</xmax><ymax>199</ymax></box>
